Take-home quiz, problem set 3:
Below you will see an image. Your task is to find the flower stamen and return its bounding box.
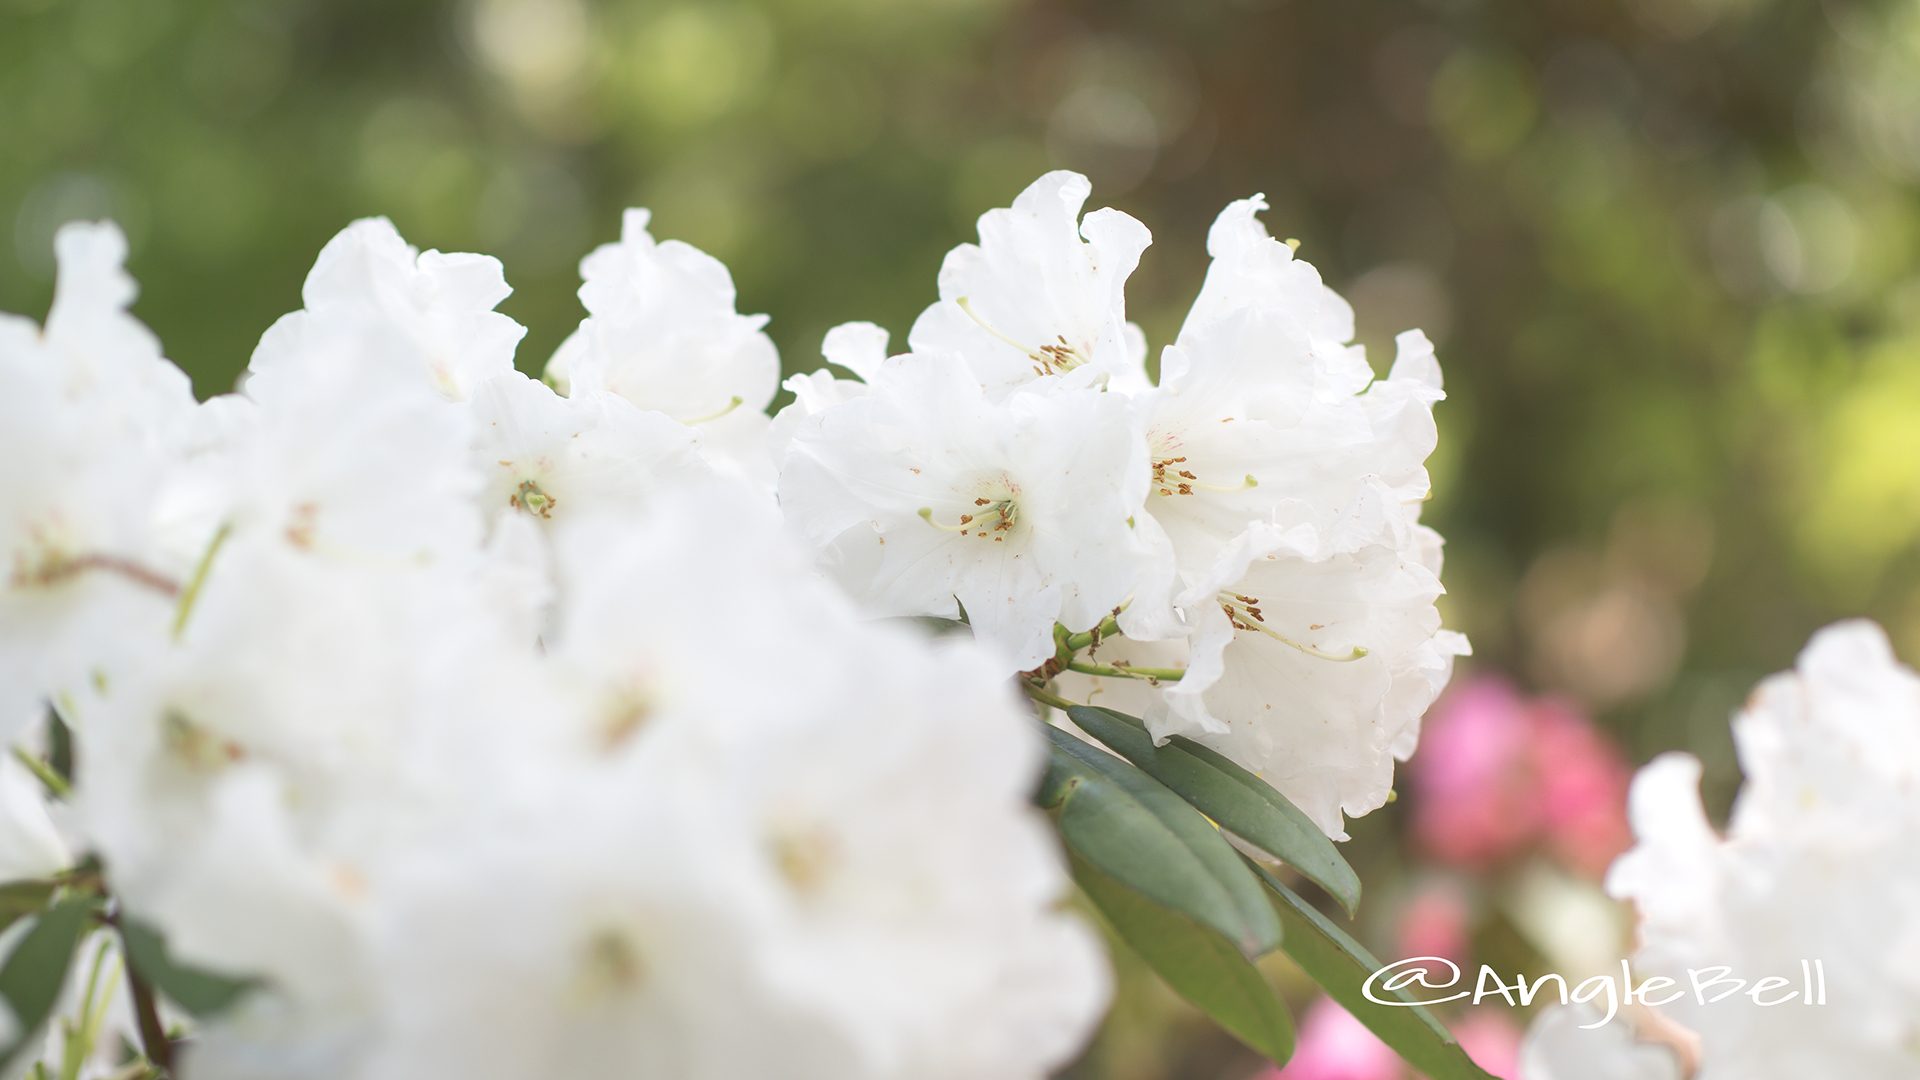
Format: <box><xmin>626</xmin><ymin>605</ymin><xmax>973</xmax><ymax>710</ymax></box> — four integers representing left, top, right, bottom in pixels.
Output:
<box><xmin>1152</xmin><ymin>455</ymin><xmax>1258</xmax><ymax>497</ymax></box>
<box><xmin>683</xmin><ymin>395</ymin><xmax>745</xmax><ymax>425</ymax></box>
<box><xmin>1218</xmin><ymin>593</ymin><xmax>1368</xmax><ymax>662</ymax></box>
<box><xmin>956</xmin><ymin>297</ymin><xmax>1087</xmax><ymax>376</ymax></box>
<box><xmin>919</xmin><ymin>495</ymin><xmax>1019</xmax><ymax>540</ymax></box>
<box><xmin>510</xmin><ymin>479</ymin><xmax>557</xmax><ymax>519</ymax></box>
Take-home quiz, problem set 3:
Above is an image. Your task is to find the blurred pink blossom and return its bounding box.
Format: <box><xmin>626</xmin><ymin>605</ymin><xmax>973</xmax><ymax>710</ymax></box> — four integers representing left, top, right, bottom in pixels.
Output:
<box><xmin>1253</xmin><ymin>998</ymin><xmax>1521</xmax><ymax>1080</ymax></box>
<box><xmin>1264</xmin><ymin>998</ymin><xmax>1401</xmax><ymax>1080</ymax></box>
<box><xmin>1395</xmin><ymin>879</ymin><xmax>1472</xmax><ymax>966</ymax></box>
<box><xmin>1451</xmin><ymin>1010</ymin><xmax>1522</xmax><ymax>1078</ymax></box>
<box><xmin>1406</xmin><ymin>675</ymin><xmax>1632</xmax><ymax>880</ymax></box>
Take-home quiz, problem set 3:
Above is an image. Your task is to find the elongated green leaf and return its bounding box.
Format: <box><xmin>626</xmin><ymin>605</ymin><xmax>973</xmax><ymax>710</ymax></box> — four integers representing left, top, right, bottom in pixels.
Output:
<box><xmin>1250</xmin><ymin>863</ymin><xmax>1499</xmax><ymax>1080</ymax></box>
<box><xmin>1072</xmin><ymin>854</ymin><xmax>1294</xmax><ymax>1064</ymax></box>
<box><xmin>1039</xmin><ymin>727</ymin><xmax>1281</xmax><ymax>956</ymax></box>
<box><xmin>119</xmin><ymin>919</ymin><xmax>255</xmax><ymax>1018</ymax></box>
<box><xmin>0</xmin><ymin>896</ymin><xmax>98</xmax><ymax>1070</ymax></box>
<box><xmin>1064</xmin><ymin>705</ymin><xmax>1361</xmax><ymax>915</ymax></box>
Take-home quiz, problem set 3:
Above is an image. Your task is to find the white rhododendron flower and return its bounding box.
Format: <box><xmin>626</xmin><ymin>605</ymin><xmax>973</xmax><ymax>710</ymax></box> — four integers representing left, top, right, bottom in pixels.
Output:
<box><xmin>1597</xmin><ymin>620</ymin><xmax>1920</xmax><ymax>1080</ymax></box>
<box><xmin>778</xmin><ymin>174</ymin><xmax>1463</xmax><ymax>837</ymax></box>
<box><xmin>468</xmin><ymin>370</ymin><xmax>706</xmax><ymax>545</ymax></box>
<box><xmin>549</xmin><ymin>209</ymin><xmax>781</xmax><ymax>480</ymax></box>
<box><xmin>1180</xmin><ymin>195</ymin><xmax>1356</xmax><ymax>352</ymax></box>
<box><xmin>908</xmin><ymin>171</ymin><xmax>1152</xmax><ymax>397</ymax></box>
<box><xmin>1111</xmin><ymin>205</ymin><xmax>1463</xmax><ymax>838</ymax></box>
<box><xmin>245</xmin><ymin>217</ymin><xmax>525</xmax><ymax>402</ymax></box>
<box><xmin>778</xmin><ymin>350</ymin><xmax>1150</xmax><ymax>670</ymax></box>
<box><xmin>0</xmin><ymin>173</ymin><xmax>1488</xmax><ymax>1077</ymax></box>
<box><xmin>1152</xmin><ymin>518</ymin><xmax>1462</xmax><ymax>838</ymax></box>
<box><xmin>1</xmin><ymin>210</ymin><xmax>1110</xmax><ymax>1080</ymax></box>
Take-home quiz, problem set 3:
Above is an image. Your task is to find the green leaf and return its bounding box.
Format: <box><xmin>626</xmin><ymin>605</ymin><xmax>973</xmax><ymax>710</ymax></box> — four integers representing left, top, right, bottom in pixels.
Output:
<box><xmin>1072</xmin><ymin>854</ymin><xmax>1294</xmax><ymax>1064</ymax></box>
<box><xmin>1038</xmin><ymin>726</ymin><xmax>1281</xmax><ymax>956</ymax></box>
<box><xmin>118</xmin><ymin>919</ymin><xmax>255</xmax><ymax>1018</ymax></box>
<box><xmin>0</xmin><ymin>896</ymin><xmax>99</xmax><ymax>1071</ymax></box>
<box><xmin>1251</xmin><ymin>863</ymin><xmax>1500</xmax><ymax>1080</ymax></box>
<box><xmin>0</xmin><ymin>882</ymin><xmax>59</xmax><ymax>938</ymax></box>
<box><xmin>1064</xmin><ymin>705</ymin><xmax>1361</xmax><ymax>915</ymax></box>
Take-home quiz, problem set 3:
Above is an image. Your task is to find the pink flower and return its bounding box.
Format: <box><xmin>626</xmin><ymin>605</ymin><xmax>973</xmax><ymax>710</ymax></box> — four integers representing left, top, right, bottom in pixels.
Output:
<box><xmin>1527</xmin><ymin>700</ymin><xmax>1633</xmax><ymax>879</ymax></box>
<box><xmin>1451</xmin><ymin>1010</ymin><xmax>1522</xmax><ymax>1078</ymax></box>
<box><xmin>1407</xmin><ymin>678</ymin><xmax>1539</xmax><ymax>868</ymax></box>
<box><xmin>1262</xmin><ymin>998</ymin><xmax>1403</xmax><ymax>1080</ymax></box>
<box><xmin>1407</xmin><ymin>675</ymin><xmax>1633</xmax><ymax>880</ymax></box>
<box><xmin>1253</xmin><ymin>999</ymin><xmax>1519</xmax><ymax>1080</ymax></box>
<box><xmin>1395</xmin><ymin>878</ymin><xmax>1472</xmax><ymax>966</ymax></box>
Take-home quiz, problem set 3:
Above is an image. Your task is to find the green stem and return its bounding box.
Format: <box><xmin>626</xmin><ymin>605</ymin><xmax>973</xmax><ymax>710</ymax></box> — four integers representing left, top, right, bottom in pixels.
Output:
<box><xmin>12</xmin><ymin>747</ymin><xmax>70</xmax><ymax>800</ymax></box>
<box><xmin>61</xmin><ymin>937</ymin><xmax>115</xmax><ymax>1080</ymax></box>
<box><xmin>1023</xmin><ymin>682</ymin><xmax>1078</xmax><ymax>712</ymax></box>
<box><xmin>1065</xmin><ymin>659</ymin><xmax>1185</xmax><ymax>683</ymax></box>
<box><xmin>1062</xmin><ymin>611</ymin><xmax>1123</xmax><ymax>654</ymax></box>
<box><xmin>172</xmin><ymin>523</ymin><xmax>232</xmax><ymax>641</ymax></box>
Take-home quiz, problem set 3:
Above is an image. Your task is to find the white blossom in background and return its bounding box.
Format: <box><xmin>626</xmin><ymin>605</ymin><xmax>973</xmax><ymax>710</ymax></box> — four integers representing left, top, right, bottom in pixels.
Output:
<box><xmin>162</xmin><ymin>348</ymin><xmax>483</xmax><ymax>571</ymax></box>
<box><xmin>358</xmin><ymin>498</ymin><xmax>1107</xmax><ymax>1080</ymax></box>
<box><xmin>1593</xmin><ymin>620</ymin><xmax>1920</xmax><ymax>1080</ymax></box>
<box><xmin>1519</xmin><ymin>1005</ymin><xmax>1685</xmax><ymax>1080</ymax></box>
<box><xmin>776</xmin><ymin>174</ymin><xmax>1464</xmax><ymax>838</ymax></box>
<box><xmin>547</xmin><ymin>209</ymin><xmax>781</xmax><ymax>482</ymax></box>
<box><xmin>0</xmin><ymin>222</ymin><xmax>192</xmax><ymax>734</ymax></box>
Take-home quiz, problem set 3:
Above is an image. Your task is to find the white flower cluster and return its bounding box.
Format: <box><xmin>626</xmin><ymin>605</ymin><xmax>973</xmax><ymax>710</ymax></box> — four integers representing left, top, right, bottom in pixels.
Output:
<box><xmin>774</xmin><ymin>172</ymin><xmax>1466</xmax><ymax>839</ymax></box>
<box><xmin>1525</xmin><ymin>619</ymin><xmax>1920</xmax><ymax>1080</ymax></box>
<box><xmin>1</xmin><ymin>217</ymin><xmax>1106</xmax><ymax>1078</ymax></box>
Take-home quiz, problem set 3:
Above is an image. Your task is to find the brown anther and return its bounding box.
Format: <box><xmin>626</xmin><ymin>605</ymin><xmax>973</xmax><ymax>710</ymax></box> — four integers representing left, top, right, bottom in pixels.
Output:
<box><xmin>285</xmin><ymin>503</ymin><xmax>319</xmax><ymax>549</ymax></box>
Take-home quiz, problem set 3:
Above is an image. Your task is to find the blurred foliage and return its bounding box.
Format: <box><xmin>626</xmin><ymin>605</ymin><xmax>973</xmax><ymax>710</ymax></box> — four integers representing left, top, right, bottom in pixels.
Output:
<box><xmin>6</xmin><ymin>0</ymin><xmax>1920</xmax><ymax>1075</ymax></box>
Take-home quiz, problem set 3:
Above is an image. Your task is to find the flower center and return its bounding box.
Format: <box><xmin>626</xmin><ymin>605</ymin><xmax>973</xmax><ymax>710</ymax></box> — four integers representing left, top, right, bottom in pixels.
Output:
<box><xmin>1151</xmin><ymin>454</ymin><xmax>1258</xmax><ymax>498</ymax></box>
<box><xmin>163</xmin><ymin>710</ymin><xmax>247</xmax><ymax>771</ymax></box>
<box><xmin>771</xmin><ymin>824</ymin><xmax>839</xmax><ymax>894</ymax></box>
<box><xmin>575</xmin><ymin>927</ymin><xmax>646</xmax><ymax>1000</ymax></box>
<box><xmin>599</xmin><ymin>691</ymin><xmax>653</xmax><ymax>751</ymax></box>
<box><xmin>918</xmin><ymin>490</ymin><xmax>1021</xmax><ymax>542</ymax></box>
<box><xmin>509</xmin><ymin>479</ymin><xmax>557</xmax><ymax>519</ymax></box>
<box><xmin>1217</xmin><ymin>592</ymin><xmax>1368</xmax><ymax>661</ymax></box>
<box><xmin>955</xmin><ymin>297</ymin><xmax>1088</xmax><ymax>377</ymax></box>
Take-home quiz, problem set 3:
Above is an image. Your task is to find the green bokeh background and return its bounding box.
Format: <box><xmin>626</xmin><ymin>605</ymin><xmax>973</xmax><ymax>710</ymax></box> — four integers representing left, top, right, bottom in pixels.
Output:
<box><xmin>5</xmin><ymin>0</ymin><xmax>1920</xmax><ymax>1075</ymax></box>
